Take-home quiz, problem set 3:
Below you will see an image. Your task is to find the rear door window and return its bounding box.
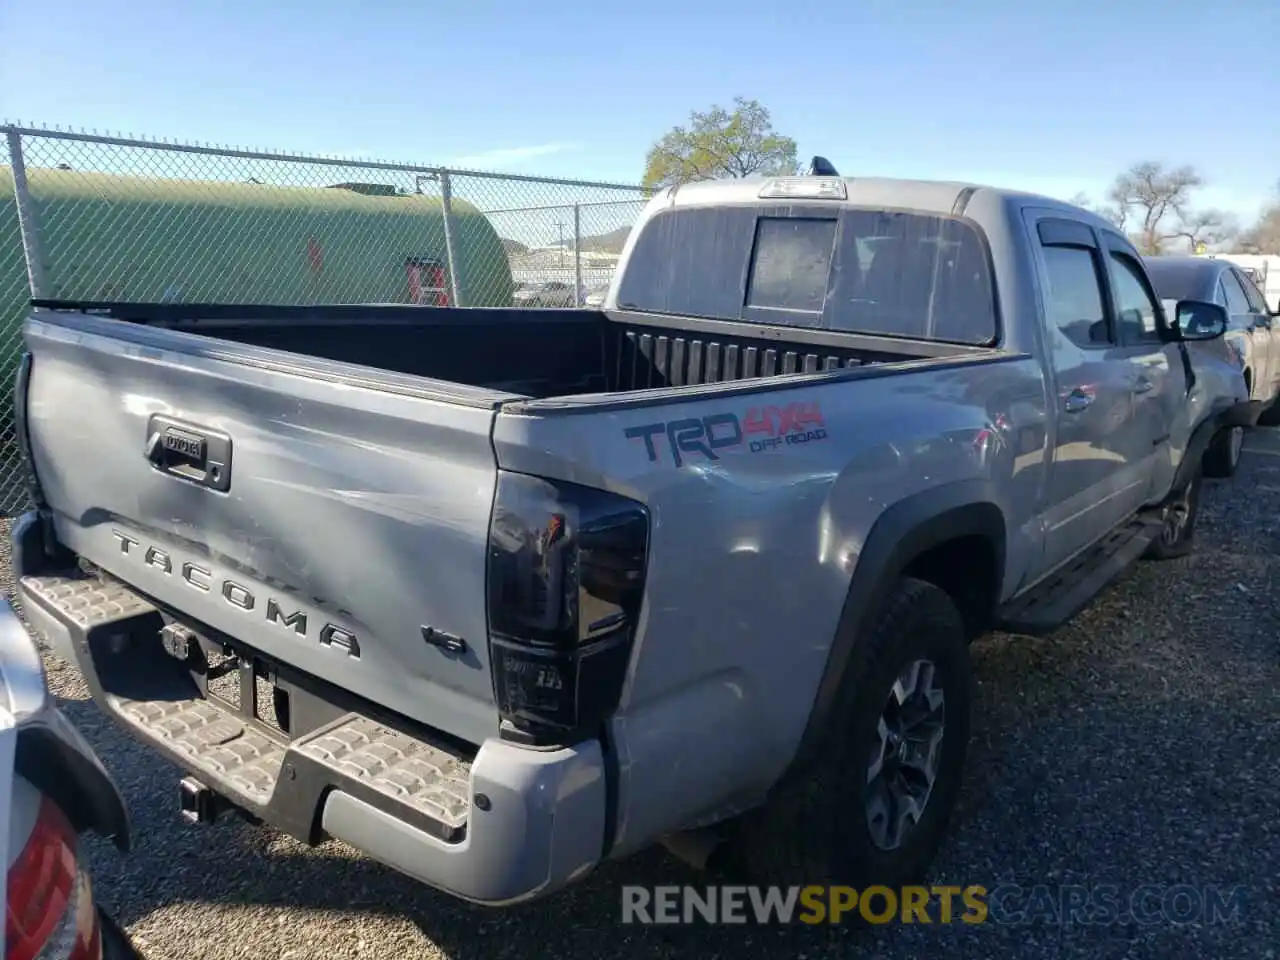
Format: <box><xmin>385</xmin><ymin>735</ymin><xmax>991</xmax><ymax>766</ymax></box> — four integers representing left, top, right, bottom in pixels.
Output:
<box><xmin>1221</xmin><ymin>270</ymin><xmax>1253</xmax><ymax>316</ymax></box>
<box><xmin>615</xmin><ymin>205</ymin><xmax>997</xmax><ymax>345</ymax></box>
<box><xmin>1235</xmin><ymin>269</ymin><xmax>1269</xmax><ymax>315</ymax></box>
<box><xmin>1040</xmin><ymin>246</ymin><xmax>1110</xmax><ymax>348</ymax></box>
<box><xmin>1107</xmin><ymin>252</ymin><xmax>1163</xmax><ymax>345</ymax></box>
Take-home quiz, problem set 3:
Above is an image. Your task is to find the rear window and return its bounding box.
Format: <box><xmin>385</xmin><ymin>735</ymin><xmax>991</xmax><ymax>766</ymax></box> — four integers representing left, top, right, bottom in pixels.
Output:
<box><xmin>615</xmin><ymin>205</ymin><xmax>997</xmax><ymax>345</ymax></box>
<box><xmin>746</xmin><ymin>218</ymin><xmax>837</xmax><ymax>313</ymax></box>
<box><xmin>1143</xmin><ymin>261</ymin><xmax>1209</xmax><ymax>303</ymax></box>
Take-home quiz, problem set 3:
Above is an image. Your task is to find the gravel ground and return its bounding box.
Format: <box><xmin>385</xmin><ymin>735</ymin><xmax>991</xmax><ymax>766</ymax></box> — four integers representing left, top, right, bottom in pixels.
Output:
<box><xmin>4</xmin><ymin>435</ymin><xmax>1279</xmax><ymax>960</ymax></box>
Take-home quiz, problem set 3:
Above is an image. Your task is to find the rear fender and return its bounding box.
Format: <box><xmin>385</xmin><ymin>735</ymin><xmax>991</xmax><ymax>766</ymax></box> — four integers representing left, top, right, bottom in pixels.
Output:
<box><xmin>1168</xmin><ymin>411</ymin><xmax>1225</xmax><ymax>500</ymax></box>
<box><xmin>781</xmin><ymin>481</ymin><xmax>1006</xmax><ymax>784</ymax></box>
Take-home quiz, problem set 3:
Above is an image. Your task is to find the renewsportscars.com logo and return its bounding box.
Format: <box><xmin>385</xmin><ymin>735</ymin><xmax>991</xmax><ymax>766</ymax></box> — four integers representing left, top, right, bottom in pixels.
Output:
<box><xmin>623</xmin><ymin>885</ymin><xmax>985</xmax><ymax>926</ymax></box>
<box><xmin>620</xmin><ymin>884</ymin><xmax>1248</xmax><ymax>926</ymax></box>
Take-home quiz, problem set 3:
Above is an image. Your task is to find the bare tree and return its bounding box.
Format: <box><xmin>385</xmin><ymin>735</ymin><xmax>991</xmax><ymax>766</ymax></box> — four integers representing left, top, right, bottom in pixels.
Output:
<box><xmin>1104</xmin><ymin>161</ymin><xmax>1223</xmax><ymax>254</ymax></box>
<box><xmin>1067</xmin><ymin>191</ymin><xmax>1124</xmax><ymax>227</ymax></box>
<box><xmin>1238</xmin><ymin>179</ymin><xmax>1280</xmax><ymax>254</ymax></box>
<box><xmin>1166</xmin><ymin>208</ymin><xmax>1238</xmax><ymax>252</ymax></box>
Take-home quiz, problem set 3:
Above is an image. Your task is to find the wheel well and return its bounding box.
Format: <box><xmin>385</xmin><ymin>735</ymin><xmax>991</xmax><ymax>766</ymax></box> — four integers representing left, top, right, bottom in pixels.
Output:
<box><xmin>901</xmin><ymin>535</ymin><xmax>999</xmax><ymax>641</ymax></box>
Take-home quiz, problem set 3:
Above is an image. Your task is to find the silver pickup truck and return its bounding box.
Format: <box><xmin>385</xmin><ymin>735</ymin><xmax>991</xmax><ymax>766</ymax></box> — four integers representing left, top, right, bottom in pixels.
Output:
<box><xmin>11</xmin><ymin>173</ymin><xmax>1252</xmax><ymax>905</ymax></box>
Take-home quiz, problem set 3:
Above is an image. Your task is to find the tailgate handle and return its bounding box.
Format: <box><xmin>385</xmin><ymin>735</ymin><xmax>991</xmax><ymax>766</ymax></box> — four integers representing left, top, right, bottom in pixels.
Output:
<box><xmin>145</xmin><ymin>415</ymin><xmax>233</xmax><ymax>492</ymax></box>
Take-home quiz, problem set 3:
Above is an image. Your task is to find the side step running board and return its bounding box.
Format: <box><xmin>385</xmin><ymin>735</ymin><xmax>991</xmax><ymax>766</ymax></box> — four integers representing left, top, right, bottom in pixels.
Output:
<box><xmin>995</xmin><ymin>517</ymin><xmax>1162</xmax><ymax>636</ymax></box>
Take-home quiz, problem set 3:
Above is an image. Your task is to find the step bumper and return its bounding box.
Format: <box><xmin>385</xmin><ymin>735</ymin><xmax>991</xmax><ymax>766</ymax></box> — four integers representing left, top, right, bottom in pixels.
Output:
<box><xmin>17</xmin><ymin>566</ymin><xmax>607</xmax><ymax>906</ymax></box>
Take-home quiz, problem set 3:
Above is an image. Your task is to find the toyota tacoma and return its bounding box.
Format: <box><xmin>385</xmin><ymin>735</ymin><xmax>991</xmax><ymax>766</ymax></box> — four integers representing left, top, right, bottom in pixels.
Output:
<box><xmin>10</xmin><ymin>168</ymin><xmax>1251</xmax><ymax>904</ymax></box>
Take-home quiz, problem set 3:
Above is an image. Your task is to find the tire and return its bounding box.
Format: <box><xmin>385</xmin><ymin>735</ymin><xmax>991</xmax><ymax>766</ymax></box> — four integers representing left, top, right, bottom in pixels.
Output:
<box><xmin>1202</xmin><ymin>425</ymin><xmax>1243</xmax><ymax>479</ymax></box>
<box><xmin>1143</xmin><ymin>469</ymin><xmax>1202</xmax><ymax>561</ymax></box>
<box><xmin>725</xmin><ymin>577</ymin><xmax>972</xmax><ymax>891</ymax></box>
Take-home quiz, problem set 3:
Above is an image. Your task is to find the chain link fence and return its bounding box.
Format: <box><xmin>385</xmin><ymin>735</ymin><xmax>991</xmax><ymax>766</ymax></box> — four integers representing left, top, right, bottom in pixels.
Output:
<box><xmin>0</xmin><ymin>123</ymin><xmax>652</xmax><ymax>514</ymax></box>
<box><xmin>480</xmin><ymin>197</ymin><xmax>647</xmax><ymax>305</ymax></box>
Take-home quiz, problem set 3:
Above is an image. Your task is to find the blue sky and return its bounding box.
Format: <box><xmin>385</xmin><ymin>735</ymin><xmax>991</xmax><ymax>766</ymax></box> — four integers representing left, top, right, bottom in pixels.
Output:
<box><xmin>1</xmin><ymin>0</ymin><xmax>1277</xmax><ymax>224</ymax></box>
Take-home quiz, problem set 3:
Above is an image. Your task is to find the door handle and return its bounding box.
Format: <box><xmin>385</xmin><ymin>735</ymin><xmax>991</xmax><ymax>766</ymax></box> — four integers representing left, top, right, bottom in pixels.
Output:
<box><xmin>1063</xmin><ymin>389</ymin><xmax>1094</xmax><ymax>413</ymax></box>
<box><xmin>145</xmin><ymin>414</ymin><xmax>233</xmax><ymax>492</ymax></box>
<box><xmin>1133</xmin><ymin>377</ymin><xmax>1154</xmax><ymax>394</ymax></box>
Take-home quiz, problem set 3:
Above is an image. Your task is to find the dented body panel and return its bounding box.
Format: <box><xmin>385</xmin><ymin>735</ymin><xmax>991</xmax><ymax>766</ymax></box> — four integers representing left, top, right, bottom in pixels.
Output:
<box><xmin>22</xmin><ymin>314</ymin><xmax>503</xmax><ymax>746</ymax></box>
<box><xmin>492</xmin><ymin>351</ymin><xmax>1050</xmax><ymax>845</ymax></box>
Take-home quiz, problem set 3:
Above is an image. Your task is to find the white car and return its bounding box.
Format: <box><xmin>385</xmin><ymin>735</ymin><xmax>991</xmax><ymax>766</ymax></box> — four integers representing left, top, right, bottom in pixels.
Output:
<box><xmin>583</xmin><ymin>284</ymin><xmax>610</xmax><ymax>308</ymax></box>
<box><xmin>0</xmin><ymin>606</ymin><xmax>142</xmax><ymax>960</ymax></box>
<box><xmin>512</xmin><ymin>281</ymin><xmax>579</xmax><ymax>308</ymax></box>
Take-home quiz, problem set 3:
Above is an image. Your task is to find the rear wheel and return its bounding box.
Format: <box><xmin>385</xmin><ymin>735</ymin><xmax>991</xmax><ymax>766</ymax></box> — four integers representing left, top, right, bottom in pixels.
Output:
<box><xmin>725</xmin><ymin>578</ymin><xmax>971</xmax><ymax>891</ymax></box>
<box><xmin>1202</xmin><ymin>425</ymin><xmax>1243</xmax><ymax>478</ymax></box>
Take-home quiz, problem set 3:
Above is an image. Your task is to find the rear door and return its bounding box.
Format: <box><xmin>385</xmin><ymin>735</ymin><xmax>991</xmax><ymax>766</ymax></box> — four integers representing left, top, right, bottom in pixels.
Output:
<box><xmin>22</xmin><ymin>311</ymin><xmax>507</xmax><ymax>746</ymax></box>
<box><xmin>1025</xmin><ymin>212</ymin><xmax>1150</xmax><ymax>571</ymax></box>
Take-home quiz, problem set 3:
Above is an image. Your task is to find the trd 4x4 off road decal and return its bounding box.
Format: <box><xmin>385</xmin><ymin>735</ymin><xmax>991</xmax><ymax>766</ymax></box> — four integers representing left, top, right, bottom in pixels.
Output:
<box><xmin>625</xmin><ymin>401</ymin><xmax>829</xmax><ymax>467</ymax></box>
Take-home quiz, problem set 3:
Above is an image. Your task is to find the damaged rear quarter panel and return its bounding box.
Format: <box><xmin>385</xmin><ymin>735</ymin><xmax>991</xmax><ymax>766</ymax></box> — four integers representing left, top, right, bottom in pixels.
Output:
<box><xmin>492</xmin><ymin>354</ymin><xmax>1046</xmax><ymax>849</ymax></box>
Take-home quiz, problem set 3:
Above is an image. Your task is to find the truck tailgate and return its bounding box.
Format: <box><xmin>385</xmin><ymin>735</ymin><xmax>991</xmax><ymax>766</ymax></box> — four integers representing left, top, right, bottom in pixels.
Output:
<box><xmin>22</xmin><ymin>313</ymin><xmax>506</xmax><ymax>746</ymax></box>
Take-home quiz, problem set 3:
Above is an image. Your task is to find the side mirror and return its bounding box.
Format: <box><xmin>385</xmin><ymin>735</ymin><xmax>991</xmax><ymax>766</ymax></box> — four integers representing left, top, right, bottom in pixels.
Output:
<box><xmin>1172</xmin><ymin>299</ymin><xmax>1228</xmax><ymax>341</ymax></box>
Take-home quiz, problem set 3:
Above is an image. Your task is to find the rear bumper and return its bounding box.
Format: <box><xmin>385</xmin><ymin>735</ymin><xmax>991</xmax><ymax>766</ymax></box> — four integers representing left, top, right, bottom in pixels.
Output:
<box><xmin>14</xmin><ymin>514</ymin><xmax>607</xmax><ymax>906</ymax></box>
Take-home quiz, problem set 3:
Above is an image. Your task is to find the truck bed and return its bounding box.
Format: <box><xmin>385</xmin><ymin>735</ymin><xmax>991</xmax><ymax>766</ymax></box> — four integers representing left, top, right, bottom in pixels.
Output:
<box><xmin>16</xmin><ymin>297</ymin><xmax>1007</xmax><ymax>748</ymax></box>
<box><xmin>16</xmin><ymin>286</ymin><xmax>1029</xmax><ymax>889</ymax></box>
<box><xmin>31</xmin><ymin>300</ymin><xmax>987</xmax><ymax>399</ymax></box>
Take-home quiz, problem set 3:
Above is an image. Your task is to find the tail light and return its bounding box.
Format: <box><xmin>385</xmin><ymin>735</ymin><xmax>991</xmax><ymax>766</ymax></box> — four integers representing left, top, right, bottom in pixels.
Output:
<box><xmin>6</xmin><ymin>794</ymin><xmax>101</xmax><ymax>960</ymax></box>
<box><xmin>486</xmin><ymin>473</ymin><xmax>649</xmax><ymax>746</ymax></box>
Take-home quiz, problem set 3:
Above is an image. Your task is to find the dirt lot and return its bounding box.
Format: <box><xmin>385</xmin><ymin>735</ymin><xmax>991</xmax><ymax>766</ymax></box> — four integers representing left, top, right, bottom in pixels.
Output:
<box><xmin>4</xmin><ymin>434</ymin><xmax>1279</xmax><ymax>960</ymax></box>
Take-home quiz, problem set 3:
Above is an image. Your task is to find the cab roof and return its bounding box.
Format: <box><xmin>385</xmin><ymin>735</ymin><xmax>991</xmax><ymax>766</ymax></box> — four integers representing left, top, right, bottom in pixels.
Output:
<box><xmin>658</xmin><ymin>174</ymin><xmax>1117</xmax><ymax>231</ymax></box>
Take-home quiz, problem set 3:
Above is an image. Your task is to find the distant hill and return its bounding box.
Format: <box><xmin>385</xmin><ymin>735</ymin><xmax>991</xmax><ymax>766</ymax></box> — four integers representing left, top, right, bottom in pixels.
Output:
<box><xmin>575</xmin><ymin>226</ymin><xmax>631</xmax><ymax>255</ymax></box>
<box><xmin>499</xmin><ymin>225</ymin><xmax>631</xmax><ymax>258</ymax></box>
